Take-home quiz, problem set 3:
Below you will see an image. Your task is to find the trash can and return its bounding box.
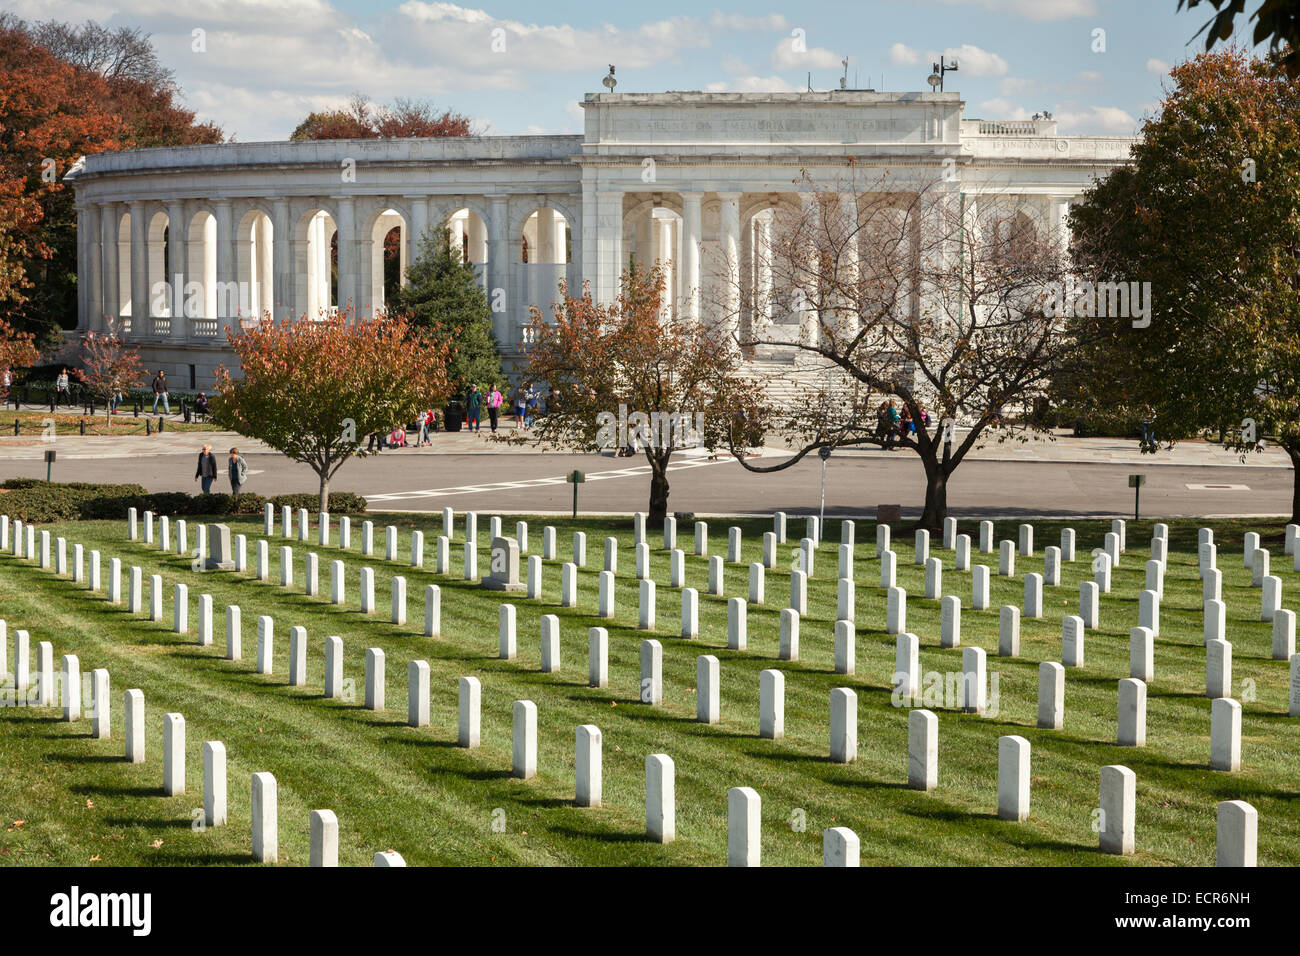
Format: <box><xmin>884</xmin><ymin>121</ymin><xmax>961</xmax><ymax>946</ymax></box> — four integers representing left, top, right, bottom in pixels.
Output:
<box><xmin>443</xmin><ymin>401</ymin><xmax>465</xmax><ymax>433</ymax></box>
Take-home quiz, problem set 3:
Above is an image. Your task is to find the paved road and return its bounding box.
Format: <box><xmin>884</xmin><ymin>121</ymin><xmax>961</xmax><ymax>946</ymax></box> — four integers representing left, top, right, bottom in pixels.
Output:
<box><xmin>7</xmin><ymin>447</ymin><xmax>1293</xmax><ymax>519</ymax></box>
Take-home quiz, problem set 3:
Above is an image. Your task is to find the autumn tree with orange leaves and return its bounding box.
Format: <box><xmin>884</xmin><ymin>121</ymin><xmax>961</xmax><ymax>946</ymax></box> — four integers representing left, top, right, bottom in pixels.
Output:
<box><xmin>0</xmin><ymin>318</ymin><xmax>40</xmax><ymax>401</ymax></box>
<box><xmin>210</xmin><ymin>311</ymin><xmax>452</xmax><ymax>512</ymax></box>
<box><xmin>516</xmin><ymin>265</ymin><xmax>765</xmax><ymax>523</ymax></box>
<box><xmin>74</xmin><ymin>323</ymin><xmax>146</xmax><ymax>423</ymax></box>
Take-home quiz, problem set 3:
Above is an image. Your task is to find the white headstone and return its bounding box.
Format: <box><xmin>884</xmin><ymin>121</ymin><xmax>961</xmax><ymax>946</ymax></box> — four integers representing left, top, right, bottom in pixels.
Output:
<box><xmin>364</xmin><ymin>647</ymin><xmax>385</xmax><ymax>711</ymax></box>
<box><xmin>499</xmin><ymin>603</ymin><xmax>516</xmax><ymax>659</ymax></box>
<box><xmin>669</xmin><ymin>548</ymin><xmax>685</xmax><ymax>588</ymax></box>
<box><xmin>799</xmin><ymin>538</ymin><xmax>815</xmax><ymax>579</ymax></box>
<box><xmin>1207</xmin><ymin>639</ymin><xmax>1232</xmax><ymax>699</ymax></box>
<box><xmin>880</xmin><ymin>550</ymin><xmax>897</xmax><ymax>589</ymax></box>
<box><xmin>999</xmin><ymin>540</ymin><xmax>1015</xmax><ymax>577</ymax></box>
<box><xmin>1024</xmin><ymin>573</ymin><xmax>1043</xmax><ymax>618</ymax></box>
<box><xmin>408</xmin><ymin>660</ymin><xmax>430</xmax><ymax>728</ymax></box>
<box><xmin>760</xmin><ymin>669</ymin><xmax>785</xmax><ymax>740</ymax></box>
<box><xmin>1217</xmin><ymin>800</ymin><xmax>1258</xmax><ymax>867</ymax></box>
<box><xmin>1251</xmin><ymin>548</ymin><xmax>1269</xmax><ymax>587</ymax></box>
<box><xmin>774</xmin><ymin>512</ymin><xmax>787</xmax><ymax>544</ymax></box>
<box><xmin>1104</xmin><ymin>532</ymin><xmax>1120</xmax><ymax>569</ymax></box>
<box><xmin>1043</xmin><ymin>546</ymin><xmax>1061</xmax><ymax>587</ymax></box>
<box><xmin>1262</xmin><ymin>575</ymin><xmax>1282</xmax><ymax>622</ymax></box>
<box><xmin>997</xmin><ymin>735</ymin><xmax>1031</xmax><ymax>821</ymax></box>
<box><xmin>940</xmin><ymin>595</ymin><xmax>961</xmax><ymax>648</ymax></box>
<box><xmin>163</xmin><ymin>712</ymin><xmax>185</xmax><ymax>795</ymax></box>
<box><xmin>1138</xmin><ymin>589</ymin><xmax>1160</xmax><ymax>637</ymax></box>
<box><xmin>1210</xmin><ymin>697</ymin><xmax>1242</xmax><ymax>772</ymax></box>
<box><xmin>972</xmin><ymin>564</ymin><xmax>990</xmax><ymax>611</ymax></box>
<box><xmin>709</xmin><ymin>555</ymin><xmax>723</xmax><ymax>596</ymax></box>
<box><xmin>727</xmin><ymin>597</ymin><xmax>747</xmax><ymax>651</ymax></box>
<box><xmin>1099</xmin><ymin>764</ymin><xmax>1135</xmax><ymax>855</ymax></box>
<box><xmin>173</xmin><ymin>582</ymin><xmax>189</xmax><ymax>633</ymax></box>
<box><xmin>955</xmin><ymin>534</ymin><xmax>970</xmax><ymax>571</ymax></box>
<box><xmin>288</xmin><ymin>626</ymin><xmax>306</xmax><ymax>687</ymax></box>
<box><xmin>526</xmin><ymin>555</ymin><xmax>541</xmax><ymax>600</ymax></box>
<box><xmin>1111</xmin><ymin>518</ymin><xmax>1126</xmax><ymax>552</ymax></box>
<box><xmin>1118</xmin><ymin>678</ymin><xmax>1147</xmax><ymax>747</ymax></box>
<box><xmin>1244</xmin><ymin>532</ymin><xmax>1259</xmax><ymax>569</ymax></box>
<box><xmin>304</xmin><ymin>552</ymin><xmax>319</xmax><ymax>597</ymax></box>
<box><xmin>61</xmin><ymin>654</ymin><xmax>80</xmax><ymax>721</ymax></box>
<box><xmin>458</xmin><ymin>676</ymin><xmax>481</xmax><ymax>747</ymax></box>
<box><xmin>324</xmin><ymin>636</ymin><xmax>342</xmax><ymax>699</ymax></box>
<box><xmin>1130</xmin><ymin>626</ymin><xmax>1154</xmax><ymax>681</ymax></box>
<box><xmin>604</xmin><ymin>537</ymin><xmax>618</xmax><ymax>573</ymax></box>
<box><xmin>542</xmin><ymin>525</ymin><xmax>556</xmax><ymax>560</ymax></box>
<box><xmin>251</xmin><ymin>772</ymin><xmax>278</xmax><ymax>863</ymax></box>
<box><xmin>646</xmin><ymin>754</ymin><xmax>674</xmax><ymax>843</ymax></box>
<box><xmin>197</xmin><ymin>593</ymin><xmax>213</xmax><ymax>647</ymax></box>
<box><xmin>597</xmin><ymin>570</ymin><xmax>615</xmax><ymax>619</ymax></box>
<box><xmin>359</xmin><ymin>566</ymin><xmax>375</xmax><ymax>613</ymax></box>
<box><xmin>924</xmin><ymin>557</ymin><xmax>942</xmax><ymax>599</ymax></box>
<box><xmin>789</xmin><ymin>570</ymin><xmax>807</xmax><ymax>615</ymax></box>
<box><xmin>694</xmin><ymin>521</ymin><xmax>708</xmax><ymax>557</ymax></box>
<box><xmin>836</xmin><ymin>578</ymin><xmax>855</xmax><ymax>624</ymax></box>
<box><xmin>436</xmin><ymin>536</ymin><xmax>449</xmax><ymax>574</ymax></box>
<box><xmin>1204</xmin><ymin>598</ymin><xmax>1226</xmax><ymax>645</ymax></box>
<box><xmin>727</xmin><ymin>787</ymin><xmax>761</xmax><ymax>867</ymax></box>
<box><xmin>838</xmin><ymin>543</ymin><xmax>854</xmax><ymax>580</ymax></box>
<box><xmin>748</xmin><ymin>563</ymin><xmax>764</xmax><ymax>604</ymax></box>
<box><xmin>226</xmin><ymin>605</ymin><xmax>241</xmax><ymax>661</ymax></box>
<box><xmin>834</xmin><ymin>620</ymin><xmax>855</xmax><ymax>676</ymax></box>
<box><xmin>1062</xmin><ymin>615</ymin><xmax>1085</xmax><ymax>667</ymax></box>
<box><xmin>1273</xmin><ymin>608</ymin><xmax>1296</xmax><ymax>661</ymax></box>
<box><xmin>639</xmin><ymin>579</ymin><xmax>656</xmax><ymax>630</ymax></box>
<box><xmin>91</xmin><ymin>669</ymin><xmax>110</xmax><ymax>739</ymax></box>
<box><xmin>560</xmin><ymin>562</ymin><xmax>577</xmax><ymax>607</ymax></box>
<box><xmin>1060</xmin><ymin>528</ymin><xmax>1076</xmax><ymax>563</ymax></box>
<box><xmin>635</xmin><ymin>542</ymin><xmax>650</xmax><ymax>580</ymax></box>
<box><xmin>697</xmin><ymin>655</ymin><xmax>720</xmax><ymax>724</ymax></box>
<box><xmin>516</xmin><ymin>521</ymin><xmax>528</xmax><ymax>554</ymax></box>
<box><xmin>662</xmin><ymin>517</ymin><xmax>676</xmax><ymax>552</ymax></box>
<box><xmin>823</xmin><ymin>827</ymin><xmax>859</xmax><ymax>867</ymax></box>
<box><xmin>513</xmin><ymin>699</ymin><xmax>537</xmax><ymax>779</ymax></box>
<box><xmin>914</xmin><ymin>529</ymin><xmax>929</xmax><ymax>566</ymax></box>
<box><xmin>124</xmin><ymin>688</ymin><xmax>144</xmax><ymax>763</ymax></box>
<box><xmin>779</xmin><ymin>608</ymin><xmax>800</xmax><ymax>661</ymax></box>
<box><xmin>442</xmin><ymin>507</ymin><xmax>454</xmax><ymax>539</ymax></box>
<box><xmin>763</xmin><ymin>532</ymin><xmax>777</xmax><ymax>569</ymax></box>
<box><xmin>1080</xmin><ymin>581</ymin><xmax>1100</xmax><ymax>630</ymax></box>
<box><xmin>309</xmin><ymin>809</ymin><xmax>338</xmax><ymax>867</ymax></box>
<box><xmin>204</xmin><ymin>741</ymin><xmax>227</xmax><ymax>827</ymax></box>
<box><xmin>876</xmin><ymin>523</ymin><xmax>890</xmax><ymax>558</ymax></box>
<box><xmin>908</xmin><ymin>709</ymin><xmax>938</xmax><ymax>791</ymax></box>
<box><xmin>36</xmin><ymin>640</ymin><xmax>53</xmax><ymax>706</ymax></box>
<box><xmin>641</xmin><ymin>639</ymin><xmax>663</xmax><ymax>705</ymax></box>
<box><xmin>255</xmin><ymin>540</ymin><xmax>268</xmax><ymax>582</ymax></box>
<box><xmin>575</xmin><ymin>725</ymin><xmax>602</xmax><ymax>808</ymax></box>
<box><xmin>463</xmin><ymin>541</ymin><xmax>478</xmax><ymax>581</ymax></box>
<box><xmin>894</xmin><ymin>633</ymin><xmax>919</xmax><ymax>705</ymax></box>
<box><xmin>319</xmin><ymin>513</ymin><xmax>330</xmax><ymax>548</ymax></box>
<box><xmin>681</xmin><ymin>587</ymin><xmax>699</xmax><ymax>639</ymax></box>
<box><xmin>540</xmin><ymin>614</ymin><xmax>561</xmax><ymax>672</ymax></box>
<box><xmin>887</xmin><ymin>586</ymin><xmax>906</xmax><ymax>634</ymax></box>
<box><xmin>961</xmin><ymin>646</ymin><xmax>987</xmax><ymax>714</ymax></box>
<box><xmin>942</xmin><ymin>516</ymin><xmax>957</xmax><ymax>550</ymax></box>
<box><xmin>589</xmin><ymin>627</ymin><xmax>608</xmax><ymax>687</ymax></box>
<box><xmin>1018</xmin><ymin>523</ymin><xmax>1033</xmax><ymax>557</ymax></box>
<box><xmin>255</xmin><ymin>616</ymin><xmax>275</xmax><ymax>675</ymax></box>
<box><xmin>1038</xmin><ymin>661</ymin><xmax>1064</xmax><ymax>730</ymax></box>
<box><xmin>411</xmin><ymin>530</ymin><xmax>424</xmax><ymax>568</ymax></box>
<box><xmin>573</xmin><ymin>531</ymin><xmax>587</xmax><ymax>568</ymax></box>
<box><xmin>830</xmin><ymin>687</ymin><xmax>857</xmax><ymax>762</ymax></box>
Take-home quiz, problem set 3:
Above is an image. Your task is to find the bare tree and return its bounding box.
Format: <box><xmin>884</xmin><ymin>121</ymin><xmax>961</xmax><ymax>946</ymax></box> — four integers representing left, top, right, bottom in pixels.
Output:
<box><xmin>29</xmin><ymin>19</ymin><xmax>174</xmax><ymax>88</ymax></box>
<box><xmin>722</xmin><ymin>170</ymin><xmax>1075</xmax><ymax>531</ymax></box>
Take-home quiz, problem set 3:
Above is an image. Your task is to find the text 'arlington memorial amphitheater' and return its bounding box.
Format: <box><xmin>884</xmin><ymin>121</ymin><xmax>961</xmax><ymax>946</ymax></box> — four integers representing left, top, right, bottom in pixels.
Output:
<box><xmin>67</xmin><ymin>86</ymin><xmax>1136</xmax><ymax>391</ymax></box>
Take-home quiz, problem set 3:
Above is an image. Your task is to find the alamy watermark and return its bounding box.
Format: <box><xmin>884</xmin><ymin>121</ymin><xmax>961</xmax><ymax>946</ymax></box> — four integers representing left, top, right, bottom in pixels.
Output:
<box><xmin>1041</xmin><ymin>278</ymin><xmax>1151</xmax><ymax>328</ymax></box>
<box><xmin>595</xmin><ymin>404</ymin><xmax>706</xmax><ymax>451</ymax></box>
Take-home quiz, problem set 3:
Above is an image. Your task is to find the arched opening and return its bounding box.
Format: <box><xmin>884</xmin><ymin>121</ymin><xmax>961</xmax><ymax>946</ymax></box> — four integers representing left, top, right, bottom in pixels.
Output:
<box><xmin>517</xmin><ymin>206</ymin><xmax>572</xmax><ymax>328</ymax></box>
<box><xmin>622</xmin><ymin>199</ymin><xmax>680</xmax><ymax>320</ymax></box>
<box><xmin>295</xmin><ymin>209</ymin><xmax>337</xmax><ymax>320</ymax></box>
<box><xmin>367</xmin><ymin>208</ymin><xmax>407</xmax><ymax>313</ymax></box>
<box><xmin>116</xmin><ymin>212</ymin><xmax>132</xmax><ymax>327</ymax></box>
<box><xmin>237</xmin><ymin>209</ymin><xmax>275</xmax><ymax>320</ymax></box>
<box><xmin>446</xmin><ymin>208</ymin><xmax>488</xmax><ymax>278</ymax></box>
<box><xmin>187</xmin><ymin>211</ymin><xmax>218</xmax><ymax>331</ymax></box>
<box><xmin>146</xmin><ymin>211</ymin><xmax>168</xmax><ymax>331</ymax></box>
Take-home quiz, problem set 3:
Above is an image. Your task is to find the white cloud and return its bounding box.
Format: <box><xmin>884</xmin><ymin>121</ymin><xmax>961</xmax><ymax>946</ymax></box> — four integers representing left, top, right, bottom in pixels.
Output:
<box><xmin>1146</xmin><ymin>58</ymin><xmax>1170</xmax><ymax>75</ymax></box>
<box><xmin>939</xmin><ymin>44</ymin><xmax>1009</xmax><ymax>77</ymax></box>
<box><xmin>938</xmin><ymin>0</ymin><xmax>1097</xmax><ymax>21</ymax></box>
<box><xmin>771</xmin><ymin>38</ymin><xmax>842</xmax><ymax>70</ymax></box>
<box><xmin>1054</xmin><ymin>105</ymin><xmax>1138</xmax><ymax>134</ymax></box>
<box><xmin>706</xmin><ymin>75</ymin><xmax>799</xmax><ymax>93</ymax></box>
<box><xmin>709</xmin><ymin>12</ymin><xmax>790</xmax><ymax>32</ymax></box>
<box><xmin>998</xmin><ymin>77</ymin><xmax>1037</xmax><ymax>95</ymax></box>
<box><xmin>1074</xmin><ymin>70</ymin><xmax>1103</xmax><ymax>83</ymax></box>
<box><xmin>889</xmin><ymin>43</ymin><xmax>923</xmax><ymax>66</ymax></box>
<box><xmin>977</xmin><ymin>99</ymin><xmax>1032</xmax><ymax>120</ymax></box>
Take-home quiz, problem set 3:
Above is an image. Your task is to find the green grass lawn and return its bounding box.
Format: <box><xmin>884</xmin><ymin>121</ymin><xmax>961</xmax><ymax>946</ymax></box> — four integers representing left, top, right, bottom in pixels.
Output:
<box><xmin>0</xmin><ymin>512</ymin><xmax>1296</xmax><ymax>867</ymax></box>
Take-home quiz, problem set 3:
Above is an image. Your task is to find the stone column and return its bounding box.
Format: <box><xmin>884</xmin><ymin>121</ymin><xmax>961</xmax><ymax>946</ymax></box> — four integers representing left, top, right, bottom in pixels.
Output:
<box><xmin>799</xmin><ymin>192</ymin><xmax>821</xmax><ymax>345</ymax></box>
<box><xmin>335</xmin><ymin>196</ymin><xmax>357</xmax><ymax>314</ymax></box>
<box><xmin>257</xmin><ymin>214</ymin><xmax>273</xmax><ymax>318</ymax></box>
<box><xmin>593</xmin><ymin>190</ymin><xmax>623</xmax><ymax>305</ymax></box>
<box><xmin>488</xmin><ymin>194</ymin><xmax>510</xmax><ymax>342</ymax></box>
<box><xmin>167</xmin><ymin>200</ymin><xmax>188</xmax><ymax>335</ymax></box>
<box><xmin>407</xmin><ymin>196</ymin><xmax>430</xmax><ymax>274</ymax></box>
<box><xmin>536</xmin><ymin>206</ymin><xmax>556</xmax><ymax>264</ymax></box>
<box><xmin>99</xmin><ymin>204</ymin><xmax>118</xmax><ymax>330</ymax></box>
<box><xmin>83</xmin><ymin>204</ymin><xmax>102</xmax><ymax>330</ymax></box>
<box><xmin>837</xmin><ymin>192</ymin><xmax>859</xmax><ymax>341</ymax></box>
<box><xmin>213</xmin><ymin>199</ymin><xmax>235</xmax><ymax>328</ymax></box>
<box><xmin>129</xmin><ymin>200</ymin><xmax>149</xmax><ymax>332</ymax></box>
<box><xmin>717</xmin><ymin>192</ymin><xmax>742</xmax><ymax>340</ymax></box>
<box><xmin>681</xmin><ymin>192</ymin><xmax>702</xmax><ymax>321</ymax></box>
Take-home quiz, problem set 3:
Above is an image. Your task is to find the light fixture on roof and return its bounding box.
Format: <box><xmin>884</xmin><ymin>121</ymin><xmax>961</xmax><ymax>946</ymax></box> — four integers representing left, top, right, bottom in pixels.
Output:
<box><xmin>927</xmin><ymin>57</ymin><xmax>958</xmax><ymax>92</ymax></box>
<box><xmin>602</xmin><ymin>65</ymin><xmax>617</xmax><ymax>91</ymax></box>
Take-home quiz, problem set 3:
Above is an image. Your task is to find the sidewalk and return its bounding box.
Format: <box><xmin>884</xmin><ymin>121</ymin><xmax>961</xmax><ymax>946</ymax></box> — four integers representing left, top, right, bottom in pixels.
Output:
<box><xmin>0</xmin><ymin>421</ymin><xmax>1290</xmax><ymax>468</ymax></box>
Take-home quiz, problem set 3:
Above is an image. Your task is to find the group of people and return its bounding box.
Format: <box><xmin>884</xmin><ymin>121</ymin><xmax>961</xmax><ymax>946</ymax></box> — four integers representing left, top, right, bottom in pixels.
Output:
<box><xmin>194</xmin><ymin>443</ymin><xmax>247</xmax><ymax>495</ymax></box>
<box><xmin>874</xmin><ymin>398</ymin><xmax>932</xmax><ymax>450</ymax></box>
<box><xmin>463</xmin><ymin>382</ymin><xmax>540</xmax><ymax>432</ymax></box>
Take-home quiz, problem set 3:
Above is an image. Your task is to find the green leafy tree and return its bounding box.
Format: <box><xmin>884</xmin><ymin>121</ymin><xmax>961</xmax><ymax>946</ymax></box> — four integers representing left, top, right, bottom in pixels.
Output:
<box><xmin>1067</xmin><ymin>48</ymin><xmax>1300</xmax><ymax>520</ymax></box>
<box><xmin>387</xmin><ymin>228</ymin><xmax>504</xmax><ymax>395</ymax></box>
<box><xmin>1179</xmin><ymin>0</ymin><xmax>1300</xmax><ymax>78</ymax></box>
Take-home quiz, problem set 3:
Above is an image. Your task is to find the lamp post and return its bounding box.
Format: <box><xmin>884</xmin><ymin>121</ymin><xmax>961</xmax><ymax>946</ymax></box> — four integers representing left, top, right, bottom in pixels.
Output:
<box><xmin>927</xmin><ymin>57</ymin><xmax>959</xmax><ymax>92</ymax></box>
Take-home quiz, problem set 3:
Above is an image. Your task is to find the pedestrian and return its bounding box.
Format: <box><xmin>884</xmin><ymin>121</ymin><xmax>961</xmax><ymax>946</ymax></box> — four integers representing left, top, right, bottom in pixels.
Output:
<box><xmin>366</xmin><ymin>431</ymin><xmax>387</xmax><ymax>454</ymax></box>
<box><xmin>388</xmin><ymin>423</ymin><xmax>408</xmax><ymax>448</ymax></box>
<box><xmin>417</xmin><ymin>407</ymin><xmax>431</xmax><ymax>446</ymax></box>
<box><xmin>195</xmin><ymin>392</ymin><xmax>209</xmax><ymax>422</ymax></box>
<box><xmin>524</xmin><ymin>385</ymin><xmax>538</xmax><ymax>428</ymax></box>
<box><xmin>55</xmin><ymin>368</ymin><xmax>70</xmax><ymax>406</ymax></box>
<box><xmin>885</xmin><ymin>399</ymin><xmax>900</xmax><ymax>450</ymax></box>
<box><xmin>195</xmin><ymin>443</ymin><xmax>218</xmax><ymax>494</ymax></box>
<box><xmin>151</xmin><ymin>370</ymin><xmax>170</xmax><ymax>415</ymax></box>
<box><xmin>874</xmin><ymin>401</ymin><xmax>889</xmax><ymax>446</ymax></box>
<box><xmin>487</xmin><ymin>383</ymin><xmax>503</xmax><ymax>433</ymax></box>
<box><xmin>466</xmin><ymin>384</ymin><xmax>482</xmax><ymax>432</ymax></box>
<box><xmin>228</xmin><ymin>447</ymin><xmax>248</xmax><ymax>496</ymax></box>
<box><xmin>900</xmin><ymin>404</ymin><xmax>913</xmax><ymax>438</ymax></box>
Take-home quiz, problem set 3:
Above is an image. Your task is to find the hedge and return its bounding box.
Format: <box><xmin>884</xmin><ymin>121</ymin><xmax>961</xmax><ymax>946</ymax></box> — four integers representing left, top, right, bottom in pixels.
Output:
<box><xmin>0</xmin><ymin>481</ymin><xmax>367</xmax><ymax>523</ymax></box>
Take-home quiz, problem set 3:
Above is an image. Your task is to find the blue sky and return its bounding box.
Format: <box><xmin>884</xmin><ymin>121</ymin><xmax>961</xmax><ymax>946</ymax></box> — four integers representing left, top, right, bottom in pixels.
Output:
<box><xmin>12</xmin><ymin>0</ymin><xmax>1267</xmax><ymax>141</ymax></box>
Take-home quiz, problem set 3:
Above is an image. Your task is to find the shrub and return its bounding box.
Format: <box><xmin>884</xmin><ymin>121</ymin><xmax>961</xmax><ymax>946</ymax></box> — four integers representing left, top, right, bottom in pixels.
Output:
<box><xmin>0</xmin><ymin>481</ymin><xmax>365</xmax><ymax>522</ymax></box>
<box><xmin>268</xmin><ymin>492</ymin><xmax>368</xmax><ymax>515</ymax></box>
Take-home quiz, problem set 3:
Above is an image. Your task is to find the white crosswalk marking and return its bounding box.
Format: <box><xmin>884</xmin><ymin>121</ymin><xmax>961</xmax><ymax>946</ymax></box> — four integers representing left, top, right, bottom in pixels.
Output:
<box><xmin>366</xmin><ymin>456</ymin><xmax>735</xmax><ymax>502</ymax></box>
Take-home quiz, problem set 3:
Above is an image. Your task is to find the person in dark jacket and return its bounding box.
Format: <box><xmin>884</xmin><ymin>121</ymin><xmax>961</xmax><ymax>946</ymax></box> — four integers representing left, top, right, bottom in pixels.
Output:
<box><xmin>228</xmin><ymin>447</ymin><xmax>248</xmax><ymax>496</ymax></box>
<box><xmin>195</xmin><ymin>443</ymin><xmax>218</xmax><ymax>494</ymax></box>
<box><xmin>466</xmin><ymin>385</ymin><xmax>483</xmax><ymax>432</ymax></box>
<box><xmin>151</xmin><ymin>370</ymin><xmax>170</xmax><ymax>415</ymax></box>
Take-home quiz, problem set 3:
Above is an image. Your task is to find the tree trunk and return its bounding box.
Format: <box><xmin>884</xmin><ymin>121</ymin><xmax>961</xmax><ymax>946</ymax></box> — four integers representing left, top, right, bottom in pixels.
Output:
<box><xmin>318</xmin><ymin>470</ymin><xmax>330</xmax><ymax>515</ymax></box>
<box><xmin>648</xmin><ymin>456</ymin><xmax>670</xmax><ymax>526</ymax></box>
<box><xmin>917</xmin><ymin>459</ymin><xmax>948</xmax><ymax>533</ymax></box>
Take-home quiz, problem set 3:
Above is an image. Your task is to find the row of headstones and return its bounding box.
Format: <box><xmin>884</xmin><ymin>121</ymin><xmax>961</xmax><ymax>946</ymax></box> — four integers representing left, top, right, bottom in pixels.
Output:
<box><xmin>0</xmin><ymin>619</ymin><xmax>405</xmax><ymax>867</ymax></box>
<box><xmin>0</xmin><ymin>616</ymin><xmax>1266</xmax><ymax>867</ymax></box>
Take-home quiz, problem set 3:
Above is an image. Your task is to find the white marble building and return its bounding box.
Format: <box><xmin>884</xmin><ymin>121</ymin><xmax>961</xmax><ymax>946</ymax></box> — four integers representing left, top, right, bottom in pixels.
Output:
<box><xmin>67</xmin><ymin>89</ymin><xmax>1134</xmax><ymax>391</ymax></box>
